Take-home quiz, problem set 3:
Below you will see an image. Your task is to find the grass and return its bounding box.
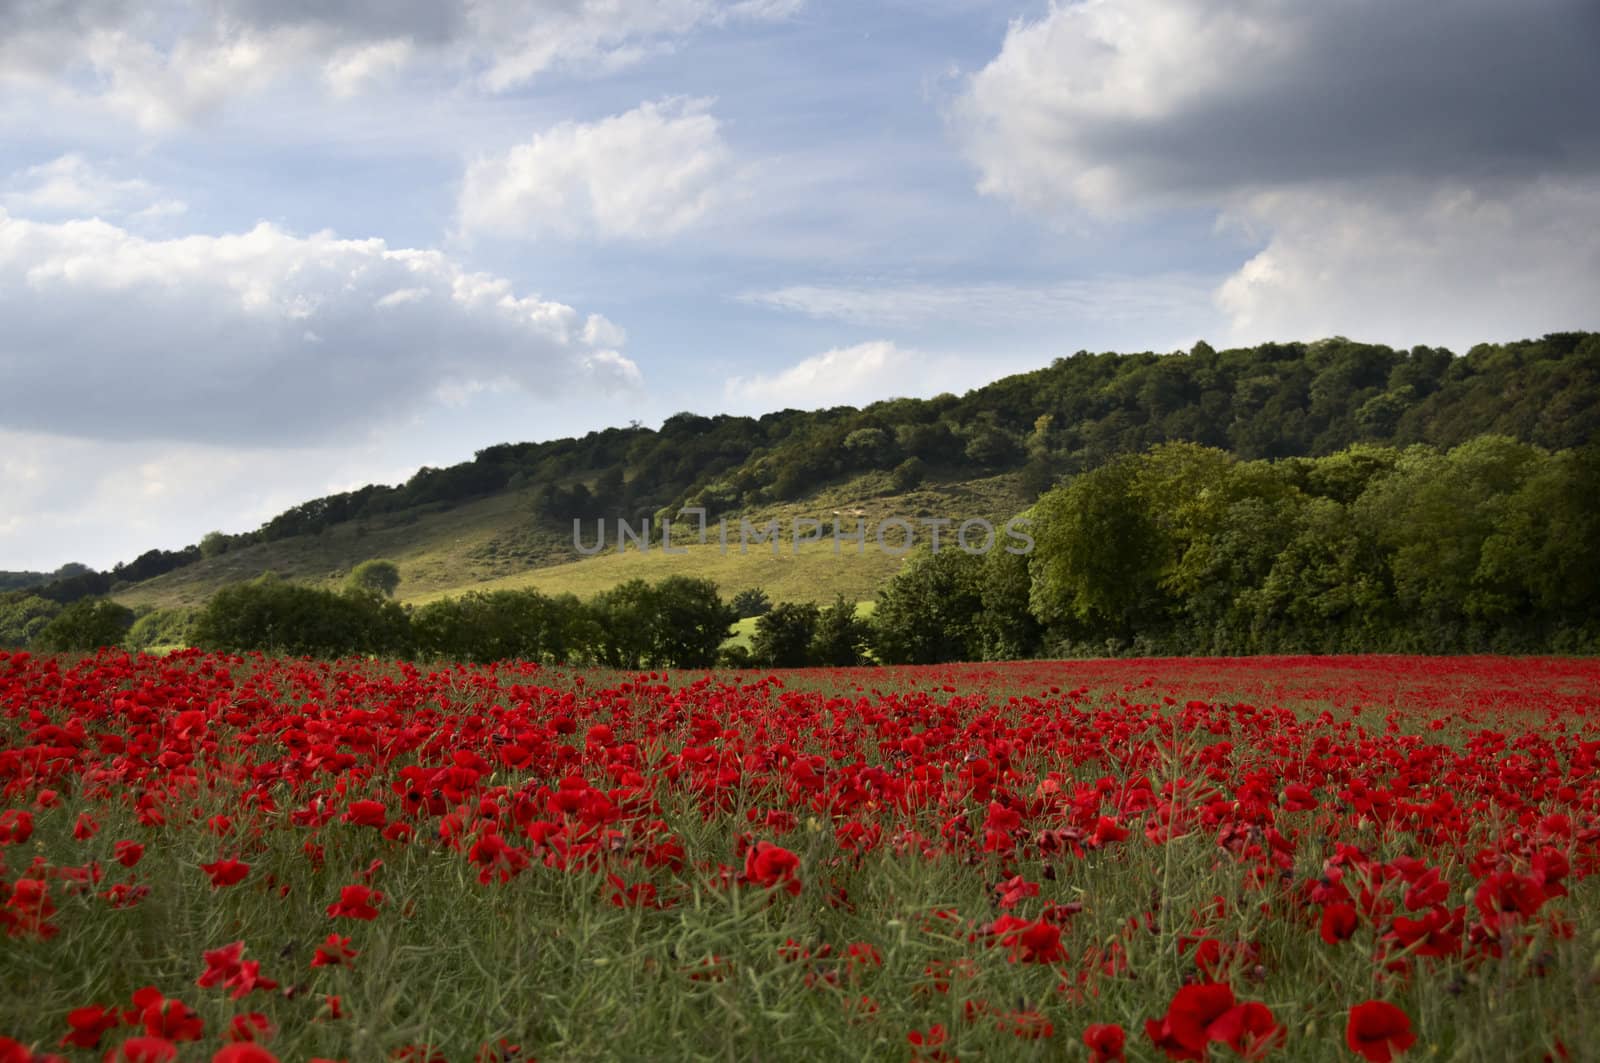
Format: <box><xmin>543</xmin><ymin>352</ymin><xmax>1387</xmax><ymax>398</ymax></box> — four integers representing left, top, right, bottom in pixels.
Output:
<box><xmin>111</xmin><ymin>473</ymin><xmax>1029</xmax><ymax>612</ymax></box>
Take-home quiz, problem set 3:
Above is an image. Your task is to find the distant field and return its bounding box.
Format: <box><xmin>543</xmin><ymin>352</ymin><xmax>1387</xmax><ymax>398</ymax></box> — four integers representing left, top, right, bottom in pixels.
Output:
<box><xmin>405</xmin><ymin>543</ymin><xmax>905</xmax><ymax>607</ymax></box>
<box><xmin>113</xmin><ymin>473</ymin><xmax>1027</xmax><ymax>612</ymax></box>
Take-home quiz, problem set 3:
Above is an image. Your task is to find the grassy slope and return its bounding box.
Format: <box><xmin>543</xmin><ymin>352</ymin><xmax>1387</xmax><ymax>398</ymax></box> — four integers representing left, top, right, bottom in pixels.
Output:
<box><xmin>114</xmin><ymin>472</ymin><xmax>1028</xmax><ymax>611</ymax></box>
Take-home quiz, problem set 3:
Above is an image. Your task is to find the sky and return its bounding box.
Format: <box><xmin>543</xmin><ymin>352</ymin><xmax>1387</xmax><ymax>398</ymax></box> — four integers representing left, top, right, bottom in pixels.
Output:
<box><xmin>2</xmin><ymin>0</ymin><xmax>1597</xmax><ymax>571</ymax></box>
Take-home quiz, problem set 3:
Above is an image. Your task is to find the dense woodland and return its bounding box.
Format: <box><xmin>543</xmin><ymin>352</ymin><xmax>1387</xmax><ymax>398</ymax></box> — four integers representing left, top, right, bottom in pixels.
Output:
<box><xmin>4</xmin><ymin>332</ymin><xmax>1598</xmax><ymax>658</ymax></box>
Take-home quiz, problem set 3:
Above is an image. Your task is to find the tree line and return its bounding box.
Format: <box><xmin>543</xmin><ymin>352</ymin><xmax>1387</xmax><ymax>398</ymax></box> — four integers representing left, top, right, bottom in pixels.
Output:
<box><xmin>17</xmin><ymin>433</ymin><xmax>1597</xmax><ymax>662</ymax></box>
<box><xmin>872</xmin><ymin>435</ymin><xmax>1600</xmax><ymax>659</ymax></box>
<box><xmin>6</xmin><ymin>332</ymin><xmax>1594</xmax><ymax>616</ymax></box>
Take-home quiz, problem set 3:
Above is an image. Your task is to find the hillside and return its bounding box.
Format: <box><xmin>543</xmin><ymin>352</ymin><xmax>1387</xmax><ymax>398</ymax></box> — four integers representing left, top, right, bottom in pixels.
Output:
<box><xmin>114</xmin><ymin>471</ymin><xmax>1031</xmax><ymax>611</ymax></box>
<box><xmin>11</xmin><ymin>332</ymin><xmax>1597</xmax><ymax>621</ymax></box>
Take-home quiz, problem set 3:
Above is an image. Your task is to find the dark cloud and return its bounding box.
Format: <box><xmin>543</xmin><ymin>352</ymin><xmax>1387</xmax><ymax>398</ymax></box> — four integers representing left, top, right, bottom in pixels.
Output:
<box><xmin>960</xmin><ymin>0</ymin><xmax>1600</xmax><ymax>210</ymax></box>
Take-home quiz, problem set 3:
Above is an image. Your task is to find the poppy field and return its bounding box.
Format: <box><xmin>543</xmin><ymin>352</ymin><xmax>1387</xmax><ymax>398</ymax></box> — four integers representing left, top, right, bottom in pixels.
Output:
<box><xmin>1</xmin><ymin>649</ymin><xmax>1597</xmax><ymax>1062</ymax></box>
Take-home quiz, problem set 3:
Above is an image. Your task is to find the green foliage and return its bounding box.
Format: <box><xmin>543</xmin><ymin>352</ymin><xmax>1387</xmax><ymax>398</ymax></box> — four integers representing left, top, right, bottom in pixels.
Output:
<box><xmin>974</xmin><ymin>546</ymin><xmax>1043</xmax><ymax>660</ymax></box>
<box><xmin>890</xmin><ymin>457</ymin><xmax>926</xmax><ymax>492</ymax></box>
<box><xmin>870</xmin><ymin>549</ymin><xmax>986</xmax><ymax>664</ymax></box>
<box><xmin>808</xmin><ymin>595</ymin><xmax>871</xmax><ymax>666</ymax></box>
<box><xmin>412</xmin><ymin>591</ymin><xmax>550</xmax><ymax>663</ymax></box>
<box><xmin>1016</xmin><ymin>435</ymin><xmax>1600</xmax><ymax>656</ymax></box>
<box><xmin>647</xmin><ymin>576</ymin><xmax>738</xmax><ymax>669</ymax></box>
<box><xmin>34</xmin><ymin>598</ymin><xmax>135</xmax><ymax>652</ymax></box>
<box><xmin>1027</xmin><ymin>457</ymin><xmax>1168</xmax><ymax>639</ymax></box>
<box><xmin>346</xmin><ymin>558</ymin><xmax>402</xmax><ymax>599</ymax></box>
<box><xmin>0</xmin><ymin>594</ymin><xmax>63</xmax><ymax>648</ymax></box>
<box><xmin>125</xmin><ymin>607</ymin><xmax>197</xmax><ymax>651</ymax></box>
<box><xmin>56</xmin><ymin>331</ymin><xmax>1600</xmax><ymax>619</ymax></box>
<box><xmin>191</xmin><ymin>574</ymin><xmax>412</xmax><ymax>658</ymax></box>
<box><xmin>751</xmin><ymin>602</ymin><xmax>822</xmax><ymax>668</ymax></box>
<box><xmin>730</xmin><ymin>587</ymin><xmax>773</xmax><ymax>620</ymax></box>
<box><xmin>198</xmin><ymin>531</ymin><xmax>229</xmax><ymax>559</ymax></box>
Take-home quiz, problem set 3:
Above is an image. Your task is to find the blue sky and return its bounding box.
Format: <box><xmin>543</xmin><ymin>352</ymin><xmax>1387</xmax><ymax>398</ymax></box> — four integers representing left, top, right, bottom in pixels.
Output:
<box><xmin>2</xmin><ymin>0</ymin><xmax>1596</xmax><ymax>570</ymax></box>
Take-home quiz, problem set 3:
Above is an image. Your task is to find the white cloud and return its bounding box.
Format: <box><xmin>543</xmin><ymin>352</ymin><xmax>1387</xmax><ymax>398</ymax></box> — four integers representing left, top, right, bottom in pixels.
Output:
<box><xmin>460</xmin><ymin>98</ymin><xmax>738</xmax><ymax>241</ymax></box>
<box><xmin>3</xmin><ymin>155</ymin><xmax>186</xmax><ymax>220</ymax></box>
<box><xmin>954</xmin><ymin>0</ymin><xmax>1600</xmax><ymax>347</ymax></box>
<box><xmin>724</xmin><ymin>340</ymin><xmax>1036</xmax><ymax>410</ymax></box>
<box><xmin>741</xmin><ymin>275</ymin><xmax>1214</xmax><ymax>328</ymax></box>
<box><xmin>1215</xmin><ymin>179</ymin><xmax>1600</xmax><ymax>350</ymax></box>
<box><xmin>0</xmin><ymin>1</ymin><xmax>805</xmax><ymax>131</ymax></box>
<box><xmin>0</xmin><ymin>209</ymin><xmax>640</xmax><ymax>445</ymax></box>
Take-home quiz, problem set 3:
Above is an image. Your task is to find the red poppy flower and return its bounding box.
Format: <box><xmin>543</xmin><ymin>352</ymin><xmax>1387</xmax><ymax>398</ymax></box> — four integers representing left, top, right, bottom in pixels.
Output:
<box><xmin>104</xmin><ymin>1036</ymin><xmax>178</xmax><ymax>1063</ymax></box>
<box><xmin>741</xmin><ymin>841</ymin><xmax>801</xmax><ymax>895</ymax></box>
<box><xmin>994</xmin><ymin>875</ymin><xmax>1040</xmax><ymax>909</ymax></box>
<box><xmin>1346</xmin><ymin>1001</ymin><xmax>1416</xmax><ymax>1063</ymax></box>
<box><xmin>60</xmin><ymin>1004</ymin><xmax>121</xmax><ymax>1050</ymax></box>
<box><xmin>1165</xmin><ymin>982</ymin><xmax>1238</xmax><ymax>1053</ymax></box>
<box><xmin>1084</xmin><ymin>1023</ymin><xmax>1127</xmax><ymax>1063</ymax></box>
<box><xmin>343</xmin><ymin>800</ymin><xmax>388</xmax><ymax>828</ymax></box>
<box><xmin>326</xmin><ymin>885</ymin><xmax>383</xmax><ymax>920</ymax></box>
<box><xmin>0</xmin><ymin>809</ymin><xmax>34</xmax><ymax>845</ymax></box>
<box><xmin>224</xmin><ymin>1014</ymin><xmax>273</xmax><ymax>1043</ymax></box>
<box><xmin>1147</xmin><ymin>983</ymin><xmax>1280</xmax><ymax>1060</ymax></box>
<box><xmin>199</xmin><ymin>859</ymin><xmax>250</xmax><ymax>889</ymax></box>
<box><xmin>125</xmin><ymin>988</ymin><xmax>204</xmax><ymax>1042</ymax></box>
<box><xmin>113</xmin><ymin>841</ymin><xmax>145</xmax><ymax>868</ymax></box>
<box><xmin>0</xmin><ymin>1035</ymin><xmax>65</xmax><ymax>1063</ymax></box>
<box><xmin>212</xmin><ymin>1047</ymin><xmax>279</xmax><ymax>1063</ymax></box>
<box><xmin>311</xmin><ymin>932</ymin><xmax>358</xmax><ymax>967</ymax></box>
<box><xmin>1321</xmin><ymin>903</ymin><xmax>1360</xmax><ymax>944</ymax></box>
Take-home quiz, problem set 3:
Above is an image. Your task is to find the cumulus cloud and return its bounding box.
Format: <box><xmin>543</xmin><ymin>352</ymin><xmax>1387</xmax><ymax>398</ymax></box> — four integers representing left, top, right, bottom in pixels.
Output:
<box><xmin>3</xmin><ymin>155</ymin><xmax>186</xmax><ymax>220</ymax></box>
<box><xmin>955</xmin><ymin>0</ymin><xmax>1600</xmax><ymax>346</ymax></box>
<box><xmin>0</xmin><ymin>0</ymin><xmax>804</xmax><ymax>130</ymax></box>
<box><xmin>0</xmin><ymin>210</ymin><xmax>639</xmax><ymax>445</ymax></box>
<box><xmin>460</xmin><ymin>98</ymin><xmax>738</xmax><ymax>241</ymax></box>
<box><xmin>724</xmin><ymin>340</ymin><xmax>1036</xmax><ymax>411</ymax></box>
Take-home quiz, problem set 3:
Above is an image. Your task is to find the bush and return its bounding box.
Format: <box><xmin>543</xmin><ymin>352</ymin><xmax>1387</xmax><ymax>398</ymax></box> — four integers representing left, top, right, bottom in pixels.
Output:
<box><xmin>890</xmin><ymin>457</ymin><xmax>926</xmax><ymax>492</ymax></box>
<box><xmin>125</xmin><ymin>607</ymin><xmax>198</xmax><ymax>652</ymax></box>
<box><xmin>192</xmin><ymin>575</ymin><xmax>411</xmax><ymax>658</ymax></box>
<box><xmin>34</xmin><ymin>598</ymin><xmax>135</xmax><ymax>652</ymax></box>
<box><xmin>0</xmin><ymin>594</ymin><xmax>61</xmax><ymax>648</ymax></box>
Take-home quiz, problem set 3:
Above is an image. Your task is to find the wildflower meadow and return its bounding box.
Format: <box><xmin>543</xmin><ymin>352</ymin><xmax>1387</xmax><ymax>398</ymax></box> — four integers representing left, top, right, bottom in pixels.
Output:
<box><xmin>1</xmin><ymin>650</ymin><xmax>1595</xmax><ymax>1061</ymax></box>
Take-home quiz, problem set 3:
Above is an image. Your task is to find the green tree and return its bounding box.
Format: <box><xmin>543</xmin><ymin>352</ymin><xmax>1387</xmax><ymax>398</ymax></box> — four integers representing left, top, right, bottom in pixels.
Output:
<box><xmin>1477</xmin><ymin>444</ymin><xmax>1600</xmax><ymax>635</ymax></box>
<box><xmin>199</xmin><ymin>531</ymin><xmax>229</xmax><ymax>559</ymax></box>
<box><xmin>809</xmin><ymin>595</ymin><xmax>870</xmax><ymax>666</ymax></box>
<box><xmin>35</xmin><ymin>598</ymin><xmax>135</xmax><ymax>652</ymax></box>
<box><xmin>192</xmin><ymin>574</ymin><xmax>411</xmax><ymax>658</ymax></box>
<box><xmin>1028</xmin><ymin>458</ymin><xmax>1169</xmax><ymax>641</ymax></box>
<box><xmin>751</xmin><ymin>602</ymin><xmax>822</xmax><ymax>668</ymax></box>
<box><xmin>730</xmin><ymin>588</ymin><xmax>772</xmax><ymax>619</ymax></box>
<box><xmin>588</xmin><ymin>580</ymin><xmax>659</xmax><ymax>669</ymax></box>
<box><xmin>0</xmin><ymin>594</ymin><xmax>63</xmax><ymax>648</ymax></box>
<box><xmin>975</xmin><ymin>545</ymin><xmax>1043</xmax><ymax>660</ymax></box>
<box><xmin>890</xmin><ymin>457</ymin><xmax>927</xmax><ymax>492</ymax></box>
<box><xmin>871</xmin><ymin>548</ymin><xmax>985</xmax><ymax>664</ymax></box>
<box><xmin>346</xmin><ymin>559</ymin><xmax>402</xmax><ymax>599</ymax></box>
<box><xmin>648</xmin><ymin>576</ymin><xmax>735</xmax><ymax>668</ymax></box>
